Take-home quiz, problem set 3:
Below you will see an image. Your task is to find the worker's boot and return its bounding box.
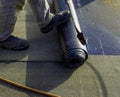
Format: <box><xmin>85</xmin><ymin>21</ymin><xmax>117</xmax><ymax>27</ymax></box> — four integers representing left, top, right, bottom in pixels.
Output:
<box><xmin>0</xmin><ymin>35</ymin><xmax>29</xmax><ymax>50</ymax></box>
<box><xmin>40</xmin><ymin>10</ymin><xmax>70</xmax><ymax>33</ymax></box>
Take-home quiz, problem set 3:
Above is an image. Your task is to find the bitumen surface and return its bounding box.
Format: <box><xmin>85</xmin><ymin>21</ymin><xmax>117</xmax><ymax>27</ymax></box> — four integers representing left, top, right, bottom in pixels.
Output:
<box><xmin>0</xmin><ymin>0</ymin><xmax>120</xmax><ymax>97</ymax></box>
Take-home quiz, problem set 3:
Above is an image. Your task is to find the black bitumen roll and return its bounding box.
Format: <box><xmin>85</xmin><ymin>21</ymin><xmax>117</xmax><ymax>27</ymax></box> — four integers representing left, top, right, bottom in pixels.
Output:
<box><xmin>53</xmin><ymin>0</ymin><xmax>88</xmax><ymax>68</ymax></box>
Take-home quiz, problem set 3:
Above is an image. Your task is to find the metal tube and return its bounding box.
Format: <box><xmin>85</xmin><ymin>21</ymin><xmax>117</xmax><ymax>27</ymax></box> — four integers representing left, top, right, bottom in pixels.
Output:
<box><xmin>66</xmin><ymin>0</ymin><xmax>82</xmax><ymax>33</ymax></box>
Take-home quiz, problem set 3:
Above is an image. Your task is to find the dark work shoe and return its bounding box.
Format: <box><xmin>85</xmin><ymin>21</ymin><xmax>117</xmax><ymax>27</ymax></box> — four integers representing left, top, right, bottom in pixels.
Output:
<box><xmin>0</xmin><ymin>35</ymin><xmax>29</xmax><ymax>50</ymax></box>
<box><xmin>41</xmin><ymin>10</ymin><xmax>70</xmax><ymax>33</ymax></box>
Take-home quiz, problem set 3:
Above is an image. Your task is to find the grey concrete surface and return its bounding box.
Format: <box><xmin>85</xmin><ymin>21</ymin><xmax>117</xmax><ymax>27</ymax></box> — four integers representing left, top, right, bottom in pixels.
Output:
<box><xmin>0</xmin><ymin>0</ymin><xmax>120</xmax><ymax>97</ymax></box>
<box><xmin>0</xmin><ymin>56</ymin><xmax>120</xmax><ymax>97</ymax></box>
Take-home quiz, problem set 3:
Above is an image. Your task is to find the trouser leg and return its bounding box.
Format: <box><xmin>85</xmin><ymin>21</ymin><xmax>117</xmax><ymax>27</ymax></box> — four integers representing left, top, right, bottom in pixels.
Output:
<box><xmin>0</xmin><ymin>0</ymin><xmax>25</xmax><ymax>41</ymax></box>
<box><xmin>28</xmin><ymin>0</ymin><xmax>54</xmax><ymax>27</ymax></box>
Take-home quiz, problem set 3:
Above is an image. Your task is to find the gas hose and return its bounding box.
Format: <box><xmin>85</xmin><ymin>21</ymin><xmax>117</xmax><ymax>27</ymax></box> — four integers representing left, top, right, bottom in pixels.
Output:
<box><xmin>0</xmin><ymin>77</ymin><xmax>60</xmax><ymax>97</ymax></box>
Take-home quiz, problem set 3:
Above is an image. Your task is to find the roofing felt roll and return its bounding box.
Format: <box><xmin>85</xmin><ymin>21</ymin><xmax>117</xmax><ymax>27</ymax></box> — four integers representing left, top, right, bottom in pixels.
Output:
<box><xmin>53</xmin><ymin>0</ymin><xmax>88</xmax><ymax>68</ymax></box>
